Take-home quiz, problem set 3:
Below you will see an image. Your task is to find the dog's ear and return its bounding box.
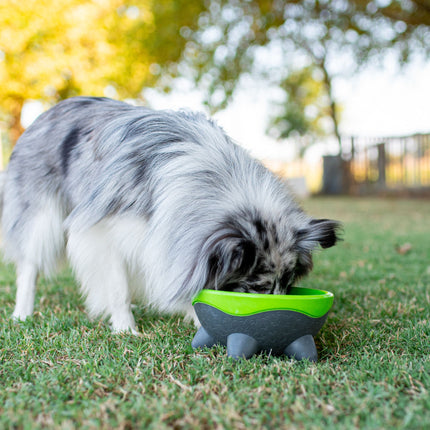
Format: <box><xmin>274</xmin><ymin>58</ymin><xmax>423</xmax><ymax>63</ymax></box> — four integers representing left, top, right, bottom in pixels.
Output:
<box><xmin>295</xmin><ymin>219</ymin><xmax>342</xmax><ymax>252</ymax></box>
<box><xmin>207</xmin><ymin>237</ymin><xmax>256</xmax><ymax>288</ymax></box>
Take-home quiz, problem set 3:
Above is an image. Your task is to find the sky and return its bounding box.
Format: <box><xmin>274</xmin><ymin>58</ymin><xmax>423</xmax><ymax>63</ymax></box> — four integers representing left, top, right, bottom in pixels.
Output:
<box><xmin>336</xmin><ymin>59</ymin><xmax>430</xmax><ymax>137</ymax></box>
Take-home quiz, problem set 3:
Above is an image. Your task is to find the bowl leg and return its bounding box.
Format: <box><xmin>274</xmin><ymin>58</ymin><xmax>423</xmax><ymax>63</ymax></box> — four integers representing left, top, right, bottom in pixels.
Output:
<box><xmin>191</xmin><ymin>326</ymin><xmax>216</xmax><ymax>349</ymax></box>
<box><xmin>227</xmin><ymin>333</ymin><xmax>260</xmax><ymax>360</ymax></box>
<box><xmin>284</xmin><ymin>334</ymin><xmax>318</xmax><ymax>362</ymax></box>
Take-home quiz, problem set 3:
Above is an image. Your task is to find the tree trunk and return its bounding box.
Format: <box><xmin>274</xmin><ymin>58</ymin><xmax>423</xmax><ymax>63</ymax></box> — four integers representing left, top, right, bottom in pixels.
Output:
<box><xmin>320</xmin><ymin>59</ymin><xmax>342</xmax><ymax>154</ymax></box>
<box><xmin>8</xmin><ymin>101</ymin><xmax>25</xmax><ymax>145</ymax></box>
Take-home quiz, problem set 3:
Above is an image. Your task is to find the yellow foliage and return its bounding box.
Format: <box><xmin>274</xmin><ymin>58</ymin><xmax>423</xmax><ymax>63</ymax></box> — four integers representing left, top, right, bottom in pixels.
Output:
<box><xmin>0</xmin><ymin>0</ymin><xmax>206</xmax><ymax>142</ymax></box>
<box><xmin>0</xmin><ymin>0</ymin><xmax>156</xmax><ymax>110</ymax></box>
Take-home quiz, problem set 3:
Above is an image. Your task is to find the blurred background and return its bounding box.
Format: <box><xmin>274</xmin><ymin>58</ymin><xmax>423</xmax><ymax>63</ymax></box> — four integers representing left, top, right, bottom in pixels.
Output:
<box><xmin>1</xmin><ymin>0</ymin><xmax>429</xmax><ymax>196</ymax></box>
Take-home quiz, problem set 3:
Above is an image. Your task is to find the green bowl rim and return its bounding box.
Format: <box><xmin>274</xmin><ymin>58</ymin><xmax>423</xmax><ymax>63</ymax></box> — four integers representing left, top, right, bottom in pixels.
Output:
<box><xmin>192</xmin><ymin>286</ymin><xmax>334</xmax><ymax>318</ymax></box>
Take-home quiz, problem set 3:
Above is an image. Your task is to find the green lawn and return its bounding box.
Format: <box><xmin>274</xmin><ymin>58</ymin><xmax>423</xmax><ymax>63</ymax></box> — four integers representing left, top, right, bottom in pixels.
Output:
<box><xmin>1</xmin><ymin>198</ymin><xmax>429</xmax><ymax>429</ymax></box>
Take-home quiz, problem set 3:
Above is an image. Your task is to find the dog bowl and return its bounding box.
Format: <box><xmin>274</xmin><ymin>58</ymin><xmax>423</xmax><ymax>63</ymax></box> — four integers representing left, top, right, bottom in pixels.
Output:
<box><xmin>191</xmin><ymin>287</ymin><xmax>334</xmax><ymax>361</ymax></box>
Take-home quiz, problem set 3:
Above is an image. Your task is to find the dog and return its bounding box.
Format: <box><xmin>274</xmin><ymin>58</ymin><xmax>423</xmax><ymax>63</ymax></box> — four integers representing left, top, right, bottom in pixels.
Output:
<box><xmin>1</xmin><ymin>97</ymin><xmax>340</xmax><ymax>333</ymax></box>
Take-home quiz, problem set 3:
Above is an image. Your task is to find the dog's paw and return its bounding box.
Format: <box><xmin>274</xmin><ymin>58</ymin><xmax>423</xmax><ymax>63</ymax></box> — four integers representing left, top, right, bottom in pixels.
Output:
<box><xmin>11</xmin><ymin>311</ymin><xmax>31</xmax><ymax>322</ymax></box>
<box><xmin>111</xmin><ymin>326</ymin><xmax>141</xmax><ymax>336</ymax></box>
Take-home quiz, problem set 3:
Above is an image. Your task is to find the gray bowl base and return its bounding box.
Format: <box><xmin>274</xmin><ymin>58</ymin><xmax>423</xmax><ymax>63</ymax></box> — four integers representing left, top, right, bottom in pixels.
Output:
<box><xmin>192</xmin><ymin>303</ymin><xmax>328</xmax><ymax>361</ymax></box>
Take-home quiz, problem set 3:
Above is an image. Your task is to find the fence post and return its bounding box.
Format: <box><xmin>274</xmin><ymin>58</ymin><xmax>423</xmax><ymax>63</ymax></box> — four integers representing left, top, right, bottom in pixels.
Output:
<box><xmin>322</xmin><ymin>155</ymin><xmax>344</xmax><ymax>194</ymax></box>
<box><xmin>377</xmin><ymin>143</ymin><xmax>386</xmax><ymax>188</ymax></box>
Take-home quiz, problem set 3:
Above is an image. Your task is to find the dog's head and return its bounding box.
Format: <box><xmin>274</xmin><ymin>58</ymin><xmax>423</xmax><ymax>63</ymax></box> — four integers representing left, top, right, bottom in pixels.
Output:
<box><xmin>202</xmin><ymin>213</ymin><xmax>341</xmax><ymax>294</ymax></box>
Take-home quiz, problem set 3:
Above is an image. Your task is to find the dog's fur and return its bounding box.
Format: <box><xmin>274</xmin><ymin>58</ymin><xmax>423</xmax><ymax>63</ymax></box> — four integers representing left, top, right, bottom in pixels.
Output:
<box><xmin>1</xmin><ymin>97</ymin><xmax>340</xmax><ymax>332</ymax></box>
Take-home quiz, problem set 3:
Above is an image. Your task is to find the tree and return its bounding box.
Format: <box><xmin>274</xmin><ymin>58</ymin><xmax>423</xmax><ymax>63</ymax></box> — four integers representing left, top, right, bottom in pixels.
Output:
<box><xmin>0</xmin><ymin>0</ymin><xmax>205</xmax><ymax>143</ymax></box>
<box><xmin>267</xmin><ymin>66</ymin><xmax>331</xmax><ymax>138</ymax></box>
<box><xmin>178</xmin><ymin>0</ymin><xmax>430</xmax><ymax>150</ymax></box>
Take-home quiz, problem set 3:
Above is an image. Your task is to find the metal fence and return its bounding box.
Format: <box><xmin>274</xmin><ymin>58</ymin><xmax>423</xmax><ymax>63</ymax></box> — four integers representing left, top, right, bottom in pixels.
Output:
<box><xmin>341</xmin><ymin>134</ymin><xmax>430</xmax><ymax>194</ymax></box>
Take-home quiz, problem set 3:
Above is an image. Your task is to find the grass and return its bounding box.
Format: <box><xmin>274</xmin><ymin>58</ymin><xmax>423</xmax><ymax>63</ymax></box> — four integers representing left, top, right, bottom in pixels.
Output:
<box><xmin>1</xmin><ymin>197</ymin><xmax>429</xmax><ymax>429</ymax></box>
